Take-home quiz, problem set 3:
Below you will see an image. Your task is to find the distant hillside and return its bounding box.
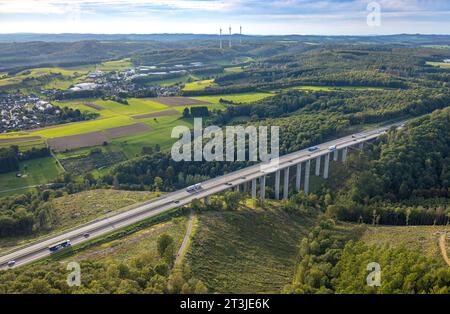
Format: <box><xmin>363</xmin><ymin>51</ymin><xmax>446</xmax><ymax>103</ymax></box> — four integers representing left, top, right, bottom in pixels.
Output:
<box><xmin>1</xmin><ymin>33</ymin><xmax>450</xmax><ymax>44</ymax></box>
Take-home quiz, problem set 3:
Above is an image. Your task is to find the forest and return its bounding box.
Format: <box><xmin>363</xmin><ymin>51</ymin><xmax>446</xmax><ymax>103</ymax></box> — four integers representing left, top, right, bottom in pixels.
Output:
<box><xmin>328</xmin><ymin>108</ymin><xmax>450</xmax><ymax>226</ymax></box>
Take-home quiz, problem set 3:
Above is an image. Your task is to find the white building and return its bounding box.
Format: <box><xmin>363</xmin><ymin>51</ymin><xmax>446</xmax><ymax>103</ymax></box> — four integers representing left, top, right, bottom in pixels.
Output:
<box><xmin>70</xmin><ymin>82</ymin><xmax>98</xmax><ymax>92</ymax></box>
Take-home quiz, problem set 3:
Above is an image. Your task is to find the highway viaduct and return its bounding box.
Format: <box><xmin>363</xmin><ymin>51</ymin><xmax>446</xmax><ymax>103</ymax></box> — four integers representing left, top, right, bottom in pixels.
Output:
<box><xmin>0</xmin><ymin>122</ymin><xmax>403</xmax><ymax>269</ymax></box>
<box><xmin>207</xmin><ymin>131</ymin><xmax>369</xmax><ymax>203</ymax></box>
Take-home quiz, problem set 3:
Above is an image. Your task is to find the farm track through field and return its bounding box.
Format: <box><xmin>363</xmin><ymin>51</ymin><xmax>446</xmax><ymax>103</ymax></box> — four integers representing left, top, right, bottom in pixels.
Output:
<box><xmin>0</xmin><ymin>183</ymin><xmax>53</xmax><ymax>194</ymax></box>
<box><xmin>154</xmin><ymin>96</ymin><xmax>210</xmax><ymax>106</ymax></box>
<box><xmin>175</xmin><ymin>213</ymin><xmax>195</xmax><ymax>267</ymax></box>
<box><xmin>83</xmin><ymin>102</ymin><xmax>104</xmax><ymax>111</ymax></box>
<box><xmin>439</xmin><ymin>233</ymin><xmax>450</xmax><ymax>267</ymax></box>
<box><xmin>132</xmin><ymin>109</ymin><xmax>179</xmax><ymax>120</ymax></box>
<box><xmin>0</xmin><ymin>136</ymin><xmax>42</xmax><ymax>143</ymax></box>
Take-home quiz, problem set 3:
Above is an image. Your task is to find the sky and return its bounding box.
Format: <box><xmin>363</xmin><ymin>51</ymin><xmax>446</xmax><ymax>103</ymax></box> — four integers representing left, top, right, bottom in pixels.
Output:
<box><xmin>0</xmin><ymin>0</ymin><xmax>449</xmax><ymax>35</ymax></box>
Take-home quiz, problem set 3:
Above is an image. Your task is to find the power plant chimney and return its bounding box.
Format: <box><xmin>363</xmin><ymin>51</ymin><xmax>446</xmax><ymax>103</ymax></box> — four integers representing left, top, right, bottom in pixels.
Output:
<box><xmin>219</xmin><ymin>28</ymin><xmax>222</xmax><ymax>49</ymax></box>
<box><xmin>229</xmin><ymin>26</ymin><xmax>232</xmax><ymax>48</ymax></box>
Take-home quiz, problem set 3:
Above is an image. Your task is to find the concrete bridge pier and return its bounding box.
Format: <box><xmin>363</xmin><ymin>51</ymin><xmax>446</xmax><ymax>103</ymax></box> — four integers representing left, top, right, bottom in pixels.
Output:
<box><xmin>315</xmin><ymin>156</ymin><xmax>321</xmax><ymax>176</ymax></box>
<box><xmin>251</xmin><ymin>178</ymin><xmax>257</xmax><ymax>199</ymax></box>
<box><xmin>283</xmin><ymin>167</ymin><xmax>290</xmax><ymax>200</ymax></box>
<box><xmin>304</xmin><ymin>160</ymin><xmax>311</xmax><ymax>195</ymax></box>
<box><xmin>295</xmin><ymin>163</ymin><xmax>302</xmax><ymax>192</ymax></box>
<box><xmin>260</xmin><ymin>176</ymin><xmax>266</xmax><ymax>200</ymax></box>
<box><xmin>359</xmin><ymin>142</ymin><xmax>364</xmax><ymax>149</ymax></box>
<box><xmin>323</xmin><ymin>153</ymin><xmax>330</xmax><ymax>179</ymax></box>
<box><xmin>334</xmin><ymin>149</ymin><xmax>339</xmax><ymax>161</ymax></box>
<box><xmin>204</xmin><ymin>196</ymin><xmax>210</xmax><ymax>205</ymax></box>
<box><xmin>342</xmin><ymin>147</ymin><xmax>348</xmax><ymax>162</ymax></box>
<box><xmin>275</xmin><ymin>170</ymin><xmax>281</xmax><ymax>200</ymax></box>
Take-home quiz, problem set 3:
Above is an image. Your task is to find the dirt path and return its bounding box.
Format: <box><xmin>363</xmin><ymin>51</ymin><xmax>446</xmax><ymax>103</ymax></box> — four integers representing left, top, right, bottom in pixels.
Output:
<box><xmin>174</xmin><ymin>213</ymin><xmax>195</xmax><ymax>266</ymax></box>
<box><xmin>439</xmin><ymin>233</ymin><xmax>450</xmax><ymax>267</ymax></box>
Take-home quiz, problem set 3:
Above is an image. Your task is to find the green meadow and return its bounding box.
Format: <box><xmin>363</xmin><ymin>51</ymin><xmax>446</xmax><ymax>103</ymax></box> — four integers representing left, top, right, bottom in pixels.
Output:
<box><xmin>183</xmin><ymin>79</ymin><xmax>215</xmax><ymax>91</ymax></box>
<box><xmin>224</xmin><ymin>66</ymin><xmax>244</xmax><ymax>73</ymax></box>
<box><xmin>0</xmin><ymin>156</ymin><xmax>63</xmax><ymax>197</ymax></box>
<box><xmin>0</xmin><ymin>138</ymin><xmax>47</xmax><ymax>151</ymax></box>
<box><xmin>192</xmin><ymin>92</ymin><xmax>274</xmax><ymax>104</ymax></box>
<box><xmin>426</xmin><ymin>61</ymin><xmax>450</xmax><ymax>69</ymax></box>
<box><xmin>288</xmin><ymin>85</ymin><xmax>387</xmax><ymax>92</ymax></box>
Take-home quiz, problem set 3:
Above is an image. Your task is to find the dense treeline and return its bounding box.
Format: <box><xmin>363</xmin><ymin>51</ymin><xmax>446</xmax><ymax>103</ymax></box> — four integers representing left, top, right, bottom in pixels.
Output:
<box><xmin>53</xmin><ymin>89</ymin><xmax>105</xmax><ymax>100</ymax></box>
<box><xmin>103</xmin><ymin>86</ymin><xmax>450</xmax><ymax>194</ymax></box>
<box><xmin>0</xmin><ymin>146</ymin><xmax>19</xmax><ymax>174</ymax></box>
<box><xmin>182</xmin><ymin>106</ymin><xmax>209</xmax><ymax>118</ymax></box>
<box><xmin>284</xmin><ymin>220</ymin><xmax>450</xmax><ymax>294</ymax></box>
<box><xmin>0</xmin><ymin>146</ymin><xmax>51</xmax><ymax>174</ymax></box>
<box><xmin>181</xmin><ymin>84</ymin><xmax>258</xmax><ymax>97</ymax></box>
<box><xmin>0</xmin><ymin>232</ymin><xmax>208</xmax><ymax>294</ymax></box>
<box><xmin>0</xmin><ymin>189</ymin><xmax>60</xmax><ymax>237</ymax></box>
<box><xmin>0</xmin><ymin>171</ymin><xmax>106</xmax><ymax>237</ymax></box>
<box><xmin>325</xmin><ymin>108</ymin><xmax>450</xmax><ymax>225</ymax></box>
<box><xmin>209</xmin><ymin>90</ymin><xmax>315</xmax><ymax>124</ymax></box>
<box><xmin>103</xmin><ymin>152</ymin><xmax>251</xmax><ymax>192</ymax></box>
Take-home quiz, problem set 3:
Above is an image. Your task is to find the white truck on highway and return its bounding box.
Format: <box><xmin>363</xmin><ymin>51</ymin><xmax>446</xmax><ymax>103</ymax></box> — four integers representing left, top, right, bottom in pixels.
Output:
<box><xmin>186</xmin><ymin>183</ymin><xmax>202</xmax><ymax>193</ymax></box>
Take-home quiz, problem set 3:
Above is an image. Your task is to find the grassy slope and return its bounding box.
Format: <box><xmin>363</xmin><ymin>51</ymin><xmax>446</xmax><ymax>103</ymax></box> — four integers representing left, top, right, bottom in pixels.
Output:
<box><xmin>71</xmin><ymin>216</ymin><xmax>187</xmax><ymax>265</ymax></box>
<box><xmin>185</xmin><ymin>202</ymin><xmax>314</xmax><ymax>293</ymax></box>
<box><xmin>0</xmin><ymin>189</ymin><xmax>158</xmax><ymax>252</ymax></box>
<box><xmin>361</xmin><ymin>225</ymin><xmax>450</xmax><ymax>260</ymax></box>
<box><xmin>0</xmin><ymin>58</ymin><xmax>133</xmax><ymax>89</ymax></box>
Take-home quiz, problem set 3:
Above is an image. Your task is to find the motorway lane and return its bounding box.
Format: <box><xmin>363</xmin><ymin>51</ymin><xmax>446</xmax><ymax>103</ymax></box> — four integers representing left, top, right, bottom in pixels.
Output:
<box><xmin>0</xmin><ymin>122</ymin><xmax>402</xmax><ymax>269</ymax></box>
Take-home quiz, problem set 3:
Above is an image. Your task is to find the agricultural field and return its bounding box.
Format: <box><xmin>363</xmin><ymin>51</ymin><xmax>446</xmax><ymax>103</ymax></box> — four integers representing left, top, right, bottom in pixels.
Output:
<box><xmin>151</xmin><ymin>74</ymin><xmax>197</xmax><ymax>86</ymax></box>
<box><xmin>60</xmin><ymin>150</ymin><xmax>127</xmax><ymax>175</ymax></box>
<box><xmin>0</xmin><ymin>136</ymin><xmax>46</xmax><ymax>151</ymax></box>
<box><xmin>426</xmin><ymin>61</ymin><xmax>450</xmax><ymax>69</ymax></box>
<box><xmin>0</xmin><ymin>92</ymin><xmax>268</xmax><ymax>158</ymax></box>
<box><xmin>224</xmin><ymin>66</ymin><xmax>244</xmax><ymax>73</ymax></box>
<box><xmin>183</xmin><ymin>79</ymin><xmax>215</xmax><ymax>91</ymax></box>
<box><xmin>185</xmin><ymin>202</ymin><xmax>314</xmax><ymax>293</ymax></box>
<box><xmin>192</xmin><ymin>92</ymin><xmax>274</xmax><ymax>105</ymax></box>
<box><xmin>96</xmin><ymin>58</ymin><xmax>133</xmax><ymax>72</ymax></box>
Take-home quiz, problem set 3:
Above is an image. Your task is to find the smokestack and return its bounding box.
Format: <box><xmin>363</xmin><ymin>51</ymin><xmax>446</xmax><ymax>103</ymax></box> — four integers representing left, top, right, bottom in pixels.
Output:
<box><xmin>219</xmin><ymin>28</ymin><xmax>222</xmax><ymax>49</ymax></box>
<box><xmin>229</xmin><ymin>26</ymin><xmax>232</xmax><ymax>48</ymax></box>
<box><xmin>240</xmin><ymin>26</ymin><xmax>242</xmax><ymax>44</ymax></box>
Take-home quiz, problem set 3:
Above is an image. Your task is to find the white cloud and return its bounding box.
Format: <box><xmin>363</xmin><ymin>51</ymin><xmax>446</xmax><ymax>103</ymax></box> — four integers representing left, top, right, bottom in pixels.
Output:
<box><xmin>0</xmin><ymin>0</ymin><xmax>449</xmax><ymax>34</ymax></box>
<box><xmin>0</xmin><ymin>0</ymin><xmax>240</xmax><ymax>14</ymax></box>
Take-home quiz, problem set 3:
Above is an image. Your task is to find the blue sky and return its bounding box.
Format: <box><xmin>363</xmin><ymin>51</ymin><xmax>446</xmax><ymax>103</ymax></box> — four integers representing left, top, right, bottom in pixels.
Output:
<box><xmin>0</xmin><ymin>0</ymin><xmax>449</xmax><ymax>35</ymax></box>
